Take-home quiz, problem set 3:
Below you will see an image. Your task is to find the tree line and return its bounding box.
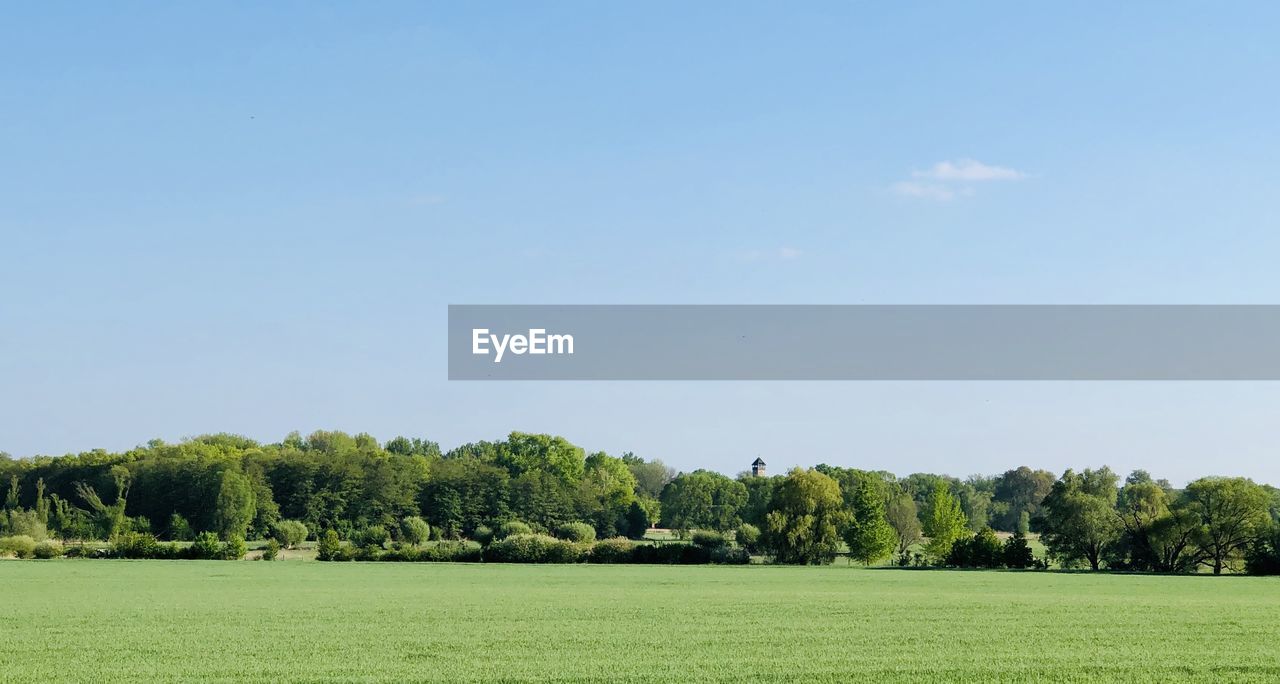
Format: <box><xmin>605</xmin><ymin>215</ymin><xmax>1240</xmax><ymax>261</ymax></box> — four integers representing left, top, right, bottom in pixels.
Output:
<box><xmin>2</xmin><ymin>431</ymin><xmax>1279</xmax><ymax>573</ymax></box>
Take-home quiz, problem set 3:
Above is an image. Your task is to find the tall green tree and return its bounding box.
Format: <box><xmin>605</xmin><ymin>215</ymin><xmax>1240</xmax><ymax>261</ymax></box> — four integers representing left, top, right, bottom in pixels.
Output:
<box><xmin>885</xmin><ymin>492</ymin><xmax>922</xmax><ymax>555</ymax></box>
<box><xmin>659</xmin><ymin>470</ymin><xmax>747</xmax><ymax>531</ymax></box>
<box><xmin>1039</xmin><ymin>468</ymin><xmax>1120</xmax><ymax>570</ymax></box>
<box><xmin>622</xmin><ymin>453</ymin><xmax>675</xmax><ymax>499</ymax></box>
<box><xmin>213</xmin><ymin>469</ymin><xmax>257</xmax><ymax>540</ymax></box>
<box><xmin>1113</xmin><ymin>478</ymin><xmax>1200</xmax><ymax>572</ymax></box>
<box><xmin>1182</xmin><ymin>476</ymin><xmax>1270</xmax><ymax>575</ymax></box>
<box><xmin>497</xmin><ymin>432</ymin><xmax>586</xmax><ymax>484</ymax></box>
<box><xmin>842</xmin><ymin>477</ymin><xmax>896</xmax><ymax>565</ymax></box>
<box><xmin>922</xmin><ymin>481</ymin><xmax>967</xmax><ymax>561</ymax></box>
<box><xmin>762</xmin><ymin>468</ymin><xmax>848</xmax><ymax>565</ymax></box>
<box><xmin>991</xmin><ymin>466</ymin><xmax>1056</xmax><ymax>531</ymax></box>
<box><xmin>4</xmin><ymin>474</ymin><xmax>18</xmax><ymax>510</ymax></box>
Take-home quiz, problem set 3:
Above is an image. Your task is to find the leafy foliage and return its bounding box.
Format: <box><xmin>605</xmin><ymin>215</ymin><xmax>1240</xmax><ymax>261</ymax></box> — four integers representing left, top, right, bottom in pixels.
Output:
<box><xmin>1039</xmin><ymin>468</ymin><xmax>1121</xmax><ymax>570</ymax></box>
<box><xmin>554</xmin><ymin>522</ymin><xmax>596</xmax><ymax>543</ymax></box>
<box><xmin>842</xmin><ymin>476</ymin><xmax>896</xmax><ymax>565</ymax></box>
<box><xmin>398</xmin><ymin>516</ymin><xmax>430</xmax><ymax>547</ymax></box>
<box><xmin>271</xmin><ymin>519</ymin><xmax>309</xmax><ymax>549</ymax></box>
<box><xmin>762</xmin><ymin>468</ymin><xmax>848</xmax><ymax>565</ymax></box>
<box><xmin>922</xmin><ymin>482</ymin><xmax>968</xmax><ymax>561</ymax></box>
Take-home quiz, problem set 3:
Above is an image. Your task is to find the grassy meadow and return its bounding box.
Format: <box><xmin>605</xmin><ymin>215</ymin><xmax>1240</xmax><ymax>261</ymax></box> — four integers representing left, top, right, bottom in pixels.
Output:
<box><xmin>3</xmin><ymin>561</ymin><xmax>1279</xmax><ymax>682</ymax></box>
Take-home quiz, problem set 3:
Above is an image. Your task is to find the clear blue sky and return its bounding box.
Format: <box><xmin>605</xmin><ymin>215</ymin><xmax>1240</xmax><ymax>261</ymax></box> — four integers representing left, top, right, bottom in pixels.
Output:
<box><xmin>4</xmin><ymin>3</ymin><xmax>1280</xmax><ymax>485</ymax></box>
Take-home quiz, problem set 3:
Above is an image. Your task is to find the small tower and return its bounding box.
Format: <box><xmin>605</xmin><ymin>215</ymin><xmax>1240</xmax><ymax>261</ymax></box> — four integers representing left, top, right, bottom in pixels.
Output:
<box><xmin>751</xmin><ymin>457</ymin><xmax>766</xmax><ymax>477</ymax></box>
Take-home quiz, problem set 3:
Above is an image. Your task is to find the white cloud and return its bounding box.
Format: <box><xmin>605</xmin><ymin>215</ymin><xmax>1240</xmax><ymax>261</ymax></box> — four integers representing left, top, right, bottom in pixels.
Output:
<box><xmin>890</xmin><ymin>181</ymin><xmax>964</xmax><ymax>201</ymax></box>
<box><xmin>913</xmin><ymin>159</ymin><xmax>1025</xmax><ymax>182</ymax></box>
<box><xmin>889</xmin><ymin>159</ymin><xmax>1026</xmax><ymax>201</ymax></box>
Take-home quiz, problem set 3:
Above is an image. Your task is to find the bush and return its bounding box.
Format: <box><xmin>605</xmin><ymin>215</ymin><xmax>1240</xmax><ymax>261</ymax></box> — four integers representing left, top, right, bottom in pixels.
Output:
<box><xmin>735</xmin><ymin>523</ymin><xmax>761</xmax><ymax>552</ymax></box>
<box><xmin>190</xmin><ymin>531</ymin><xmax>224</xmax><ymax>560</ymax></box>
<box><xmin>1003</xmin><ymin>530</ymin><xmax>1036</xmax><ymax>569</ymax></box>
<box><xmin>421</xmin><ymin>540</ymin><xmax>483</xmax><ymax>563</ymax></box>
<box><xmin>484</xmin><ymin>534</ymin><xmax>587</xmax><ymax>563</ymax></box>
<box><xmin>0</xmin><ymin>535</ymin><xmax>37</xmax><ymax>559</ymax></box>
<box><xmin>4</xmin><ymin>510</ymin><xmax>46</xmax><ymax>541</ymax></box>
<box><xmin>1246</xmin><ymin>525</ymin><xmax>1280</xmax><ymax>575</ymax></box>
<box><xmin>33</xmin><ymin>540</ymin><xmax>64</xmax><ymax>559</ymax></box>
<box><xmin>63</xmin><ymin>544</ymin><xmax>95</xmax><ymax>559</ymax></box>
<box><xmin>497</xmin><ymin>521</ymin><xmax>533</xmax><ymax>539</ymax></box>
<box><xmin>399</xmin><ymin>517</ymin><xmax>430</xmax><ymax>547</ymax></box>
<box><xmin>353</xmin><ymin>525</ymin><xmax>390</xmax><ymax>550</ymax></box>
<box><xmin>125</xmin><ymin>516</ymin><xmax>152</xmax><ymax>535</ymax></box>
<box><xmin>271</xmin><ymin>520</ymin><xmax>308</xmax><ymax>549</ymax></box>
<box><xmin>631</xmin><ymin>543</ymin><xmax>712</xmax><ymax>565</ymax></box>
<box><xmin>589</xmin><ymin>537</ymin><xmax>636</xmax><ymax>563</ymax></box>
<box><xmin>221</xmin><ymin>535</ymin><xmax>247</xmax><ymax>560</ymax></box>
<box><xmin>112</xmin><ymin>532</ymin><xmax>162</xmax><ymax>559</ymax></box>
<box><xmin>316</xmin><ymin>530</ymin><xmax>344</xmax><ymax>562</ymax></box>
<box><xmin>711</xmin><ymin>546</ymin><xmax>751</xmax><ymax>565</ymax></box>
<box><xmin>260</xmin><ymin>539</ymin><xmax>280</xmax><ymax>561</ymax></box>
<box><xmin>472</xmin><ymin>525</ymin><xmax>495</xmax><ymax>546</ymax></box>
<box><xmin>624</xmin><ymin>500</ymin><xmax>651</xmax><ymax>540</ymax></box>
<box><xmin>692</xmin><ymin>530</ymin><xmax>728</xmax><ymax>549</ymax></box>
<box><xmin>946</xmin><ymin>528</ymin><xmax>1004</xmax><ymax>568</ymax></box>
<box><xmin>555</xmin><ymin>522</ymin><xmax>597</xmax><ymax>543</ymax></box>
<box><xmin>167</xmin><ymin>513</ymin><xmax>194</xmax><ymax>541</ymax></box>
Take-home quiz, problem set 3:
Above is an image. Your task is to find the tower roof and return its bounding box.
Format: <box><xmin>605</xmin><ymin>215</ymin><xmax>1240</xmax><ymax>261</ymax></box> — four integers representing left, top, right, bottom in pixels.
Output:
<box><xmin>752</xmin><ymin>457</ymin><xmax>766</xmax><ymax>466</ymax></box>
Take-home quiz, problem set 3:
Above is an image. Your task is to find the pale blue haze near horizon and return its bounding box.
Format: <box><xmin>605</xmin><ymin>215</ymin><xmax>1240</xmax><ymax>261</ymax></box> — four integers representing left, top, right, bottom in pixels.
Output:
<box><xmin>3</xmin><ymin>3</ymin><xmax>1280</xmax><ymax>485</ymax></box>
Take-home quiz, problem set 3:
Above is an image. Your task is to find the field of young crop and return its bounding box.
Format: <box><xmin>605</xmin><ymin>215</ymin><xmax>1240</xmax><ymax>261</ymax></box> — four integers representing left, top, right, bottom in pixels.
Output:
<box><xmin>3</xmin><ymin>561</ymin><xmax>1278</xmax><ymax>682</ymax></box>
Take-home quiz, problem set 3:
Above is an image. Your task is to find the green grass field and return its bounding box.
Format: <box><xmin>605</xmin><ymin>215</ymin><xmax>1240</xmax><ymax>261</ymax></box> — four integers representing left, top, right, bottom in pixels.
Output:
<box><xmin>3</xmin><ymin>561</ymin><xmax>1278</xmax><ymax>682</ymax></box>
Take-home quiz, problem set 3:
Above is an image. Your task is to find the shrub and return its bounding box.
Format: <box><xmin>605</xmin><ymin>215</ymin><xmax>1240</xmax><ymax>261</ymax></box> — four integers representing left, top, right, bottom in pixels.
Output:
<box><xmin>379</xmin><ymin>545</ymin><xmax>418</xmax><ymax>561</ymax></box>
<box><xmin>946</xmin><ymin>528</ymin><xmax>1004</xmax><ymax>568</ymax></box>
<box><xmin>124</xmin><ymin>516</ymin><xmax>152</xmax><ymax>535</ymax></box>
<box><xmin>1003</xmin><ymin>530</ymin><xmax>1036</xmax><ymax>569</ymax></box>
<box><xmin>692</xmin><ymin>530</ymin><xmax>727</xmax><ymax>549</ymax></box>
<box><xmin>555</xmin><ymin>522</ymin><xmax>597</xmax><ymax>543</ymax></box>
<box><xmin>221</xmin><ymin>535</ymin><xmax>247</xmax><ymax>560</ymax></box>
<box><xmin>62</xmin><ymin>545</ymin><xmax>95</xmax><ymax>559</ymax></box>
<box><xmin>271</xmin><ymin>520</ymin><xmax>308</xmax><ymax>549</ymax></box>
<box><xmin>624</xmin><ymin>500</ymin><xmax>651</xmax><ymax>539</ymax></box>
<box><xmin>1246</xmin><ymin>524</ymin><xmax>1280</xmax><ymax>575</ymax></box>
<box><xmin>711</xmin><ymin>546</ymin><xmax>751</xmax><ymax>565</ymax></box>
<box><xmin>471</xmin><ymin>525</ymin><xmax>495</xmax><ymax>546</ymax></box>
<box><xmin>421</xmin><ymin>540</ymin><xmax>483</xmax><ymax>563</ymax></box>
<box><xmin>4</xmin><ymin>510</ymin><xmax>46</xmax><ymax>541</ymax></box>
<box><xmin>0</xmin><ymin>535</ymin><xmax>37</xmax><ymax>559</ymax></box>
<box><xmin>497</xmin><ymin>521</ymin><xmax>533</xmax><ymax>539</ymax></box>
<box><xmin>190</xmin><ymin>531</ymin><xmax>224</xmax><ymax>560</ymax></box>
<box><xmin>167</xmin><ymin>513</ymin><xmax>194</xmax><ymax>541</ymax></box>
<box><xmin>631</xmin><ymin>543</ymin><xmax>712</xmax><ymax>565</ymax></box>
<box><xmin>399</xmin><ymin>517</ymin><xmax>430</xmax><ymax>547</ymax></box>
<box><xmin>735</xmin><ymin>524</ymin><xmax>761</xmax><ymax>553</ymax></box>
<box><xmin>353</xmin><ymin>525</ymin><xmax>390</xmax><ymax>549</ymax></box>
<box><xmin>33</xmin><ymin>540</ymin><xmax>64</xmax><ymax>559</ymax></box>
<box><xmin>484</xmin><ymin>534</ymin><xmax>587</xmax><ymax>563</ymax></box>
<box><xmin>260</xmin><ymin>539</ymin><xmax>280</xmax><ymax>561</ymax></box>
<box><xmin>4</xmin><ymin>512</ymin><xmax>47</xmax><ymax>545</ymax></box>
<box><xmin>112</xmin><ymin>532</ymin><xmax>162</xmax><ymax>559</ymax></box>
<box><xmin>316</xmin><ymin>530</ymin><xmax>343</xmax><ymax>562</ymax></box>
<box><xmin>589</xmin><ymin>537</ymin><xmax>636</xmax><ymax>563</ymax></box>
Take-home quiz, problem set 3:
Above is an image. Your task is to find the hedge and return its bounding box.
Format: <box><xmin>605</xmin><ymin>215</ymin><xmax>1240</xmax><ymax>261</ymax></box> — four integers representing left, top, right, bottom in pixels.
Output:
<box><xmin>484</xmin><ymin>534</ymin><xmax>588</xmax><ymax>564</ymax></box>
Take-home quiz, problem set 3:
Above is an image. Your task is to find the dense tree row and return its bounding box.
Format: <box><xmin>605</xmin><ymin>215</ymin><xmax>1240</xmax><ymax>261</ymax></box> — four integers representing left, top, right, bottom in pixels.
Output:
<box><xmin>3</xmin><ymin>432</ymin><xmax>1280</xmax><ymax>572</ymax></box>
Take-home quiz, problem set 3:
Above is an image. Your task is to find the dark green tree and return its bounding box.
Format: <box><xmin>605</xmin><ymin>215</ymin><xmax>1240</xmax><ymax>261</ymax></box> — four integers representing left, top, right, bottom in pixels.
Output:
<box><xmin>1039</xmin><ymin>468</ymin><xmax>1120</xmax><ymax>570</ymax></box>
